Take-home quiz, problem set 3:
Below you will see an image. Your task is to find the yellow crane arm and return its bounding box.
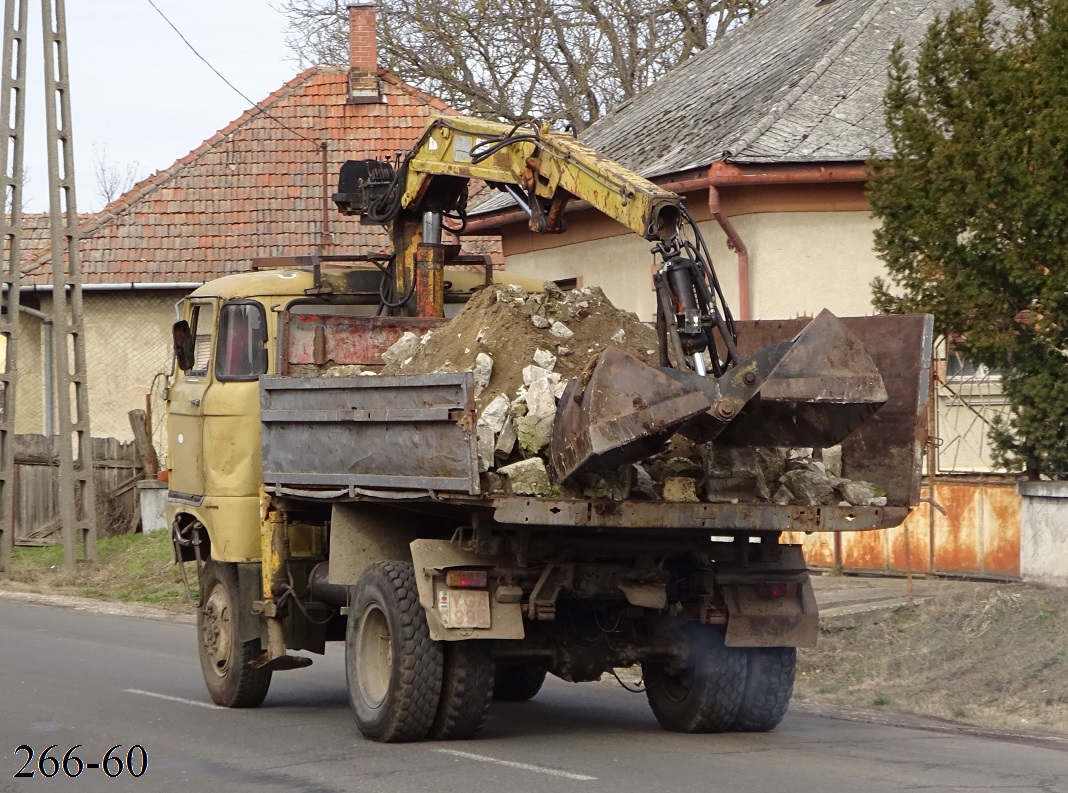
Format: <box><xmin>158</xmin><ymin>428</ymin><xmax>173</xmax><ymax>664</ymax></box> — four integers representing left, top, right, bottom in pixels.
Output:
<box><xmin>402</xmin><ymin>115</ymin><xmax>682</xmax><ymax>241</ymax></box>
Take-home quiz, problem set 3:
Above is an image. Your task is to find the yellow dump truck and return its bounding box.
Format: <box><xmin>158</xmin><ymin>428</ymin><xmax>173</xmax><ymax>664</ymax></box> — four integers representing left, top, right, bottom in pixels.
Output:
<box><xmin>165</xmin><ymin>115</ymin><xmax>933</xmax><ymax>743</ymax></box>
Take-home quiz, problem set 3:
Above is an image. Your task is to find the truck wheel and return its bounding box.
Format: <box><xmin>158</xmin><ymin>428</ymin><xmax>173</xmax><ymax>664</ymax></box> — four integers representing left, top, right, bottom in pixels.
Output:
<box><xmin>492</xmin><ymin>662</ymin><xmax>547</xmax><ymax>702</ymax></box>
<box><xmin>197</xmin><ymin>560</ymin><xmax>272</xmax><ymax>708</ymax></box>
<box><xmin>730</xmin><ymin>647</ymin><xmax>796</xmax><ymax>732</ymax></box>
<box><xmin>429</xmin><ymin>640</ymin><xmax>495</xmax><ymax>739</ymax></box>
<box><xmin>347</xmin><ymin>561</ymin><xmax>443</xmax><ymax>742</ymax></box>
<box><xmin>642</xmin><ymin>622</ymin><xmax>746</xmax><ymax>733</ymax></box>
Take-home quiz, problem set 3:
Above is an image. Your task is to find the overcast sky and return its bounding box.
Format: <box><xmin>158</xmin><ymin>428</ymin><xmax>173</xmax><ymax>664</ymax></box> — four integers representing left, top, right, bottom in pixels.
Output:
<box><xmin>22</xmin><ymin>0</ymin><xmax>299</xmax><ymax>213</ymax></box>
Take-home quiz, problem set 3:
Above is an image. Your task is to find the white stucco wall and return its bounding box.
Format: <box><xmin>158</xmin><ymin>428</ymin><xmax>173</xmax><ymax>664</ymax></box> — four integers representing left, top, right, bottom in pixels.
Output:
<box><xmin>1017</xmin><ymin>481</ymin><xmax>1068</xmax><ymax>586</ymax></box>
<box><xmin>15</xmin><ymin>290</ymin><xmax>185</xmax><ymax>453</ymax></box>
<box><xmin>503</xmin><ymin>210</ymin><xmax>883</xmax><ymax>322</ymax></box>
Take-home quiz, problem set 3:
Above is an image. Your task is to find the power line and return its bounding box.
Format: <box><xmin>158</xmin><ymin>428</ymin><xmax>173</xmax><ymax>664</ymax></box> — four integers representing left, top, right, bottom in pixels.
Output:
<box><xmin>144</xmin><ymin>0</ymin><xmax>321</xmax><ymax>149</ymax></box>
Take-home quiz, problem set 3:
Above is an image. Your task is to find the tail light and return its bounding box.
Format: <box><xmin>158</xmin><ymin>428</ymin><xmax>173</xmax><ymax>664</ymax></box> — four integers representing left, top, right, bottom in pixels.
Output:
<box><xmin>446</xmin><ymin>570</ymin><xmax>488</xmax><ymax>588</ymax></box>
<box><xmin>757</xmin><ymin>581</ymin><xmax>796</xmax><ymax>599</ymax></box>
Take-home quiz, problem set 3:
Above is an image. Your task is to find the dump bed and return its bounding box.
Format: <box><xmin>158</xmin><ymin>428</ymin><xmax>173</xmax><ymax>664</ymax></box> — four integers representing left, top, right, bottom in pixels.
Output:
<box><xmin>259</xmin><ymin>306</ymin><xmax>933</xmax><ymax>533</ymax></box>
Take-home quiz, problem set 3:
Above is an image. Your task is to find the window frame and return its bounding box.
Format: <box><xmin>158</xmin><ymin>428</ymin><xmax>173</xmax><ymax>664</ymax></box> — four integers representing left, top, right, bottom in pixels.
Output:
<box><xmin>214</xmin><ymin>299</ymin><xmax>270</xmax><ymax>383</ymax></box>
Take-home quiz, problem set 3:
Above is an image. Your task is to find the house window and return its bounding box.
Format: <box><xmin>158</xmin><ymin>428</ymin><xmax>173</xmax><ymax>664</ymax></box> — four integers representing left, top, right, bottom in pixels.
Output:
<box><xmin>215</xmin><ymin>302</ymin><xmax>268</xmax><ymax>380</ymax></box>
<box><xmin>188</xmin><ymin>302</ymin><xmax>216</xmax><ymax>376</ymax></box>
<box><xmin>554</xmin><ymin>277</ymin><xmax>581</xmax><ymax>292</ymax></box>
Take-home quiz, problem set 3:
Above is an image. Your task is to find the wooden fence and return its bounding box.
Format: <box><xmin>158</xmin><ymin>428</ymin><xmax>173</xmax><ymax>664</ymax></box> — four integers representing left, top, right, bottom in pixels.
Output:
<box><xmin>14</xmin><ymin>434</ymin><xmax>142</xmax><ymax>545</ymax></box>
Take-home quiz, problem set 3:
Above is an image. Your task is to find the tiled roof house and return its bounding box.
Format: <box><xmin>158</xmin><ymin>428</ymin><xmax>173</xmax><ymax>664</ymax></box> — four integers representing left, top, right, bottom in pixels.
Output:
<box><xmin>16</xmin><ymin>3</ymin><xmax>457</xmax><ymax>444</ymax></box>
<box><xmin>469</xmin><ymin>0</ymin><xmax>1007</xmax><ymax>326</ymax></box>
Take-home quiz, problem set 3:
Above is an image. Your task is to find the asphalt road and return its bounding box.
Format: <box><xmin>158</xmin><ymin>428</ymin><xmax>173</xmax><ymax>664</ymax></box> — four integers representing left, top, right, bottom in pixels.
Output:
<box><xmin>1</xmin><ymin>599</ymin><xmax>1065</xmax><ymax>793</ymax></box>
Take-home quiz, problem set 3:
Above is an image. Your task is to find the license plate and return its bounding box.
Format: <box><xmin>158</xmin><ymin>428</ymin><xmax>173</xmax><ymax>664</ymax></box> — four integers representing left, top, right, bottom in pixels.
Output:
<box><xmin>437</xmin><ymin>588</ymin><xmax>491</xmax><ymax>629</ymax></box>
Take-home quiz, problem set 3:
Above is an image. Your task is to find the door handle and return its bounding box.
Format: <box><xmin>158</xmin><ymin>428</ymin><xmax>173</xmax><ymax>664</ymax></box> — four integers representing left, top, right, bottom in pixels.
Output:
<box><xmin>190</xmin><ymin>398</ymin><xmax>201</xmax><ymax>407</ymax></box>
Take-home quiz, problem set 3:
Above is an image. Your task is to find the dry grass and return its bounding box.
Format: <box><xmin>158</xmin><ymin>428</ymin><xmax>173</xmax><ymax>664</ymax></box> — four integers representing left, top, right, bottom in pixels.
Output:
<box><xmin>796</xmin><ymin>582</ymin><xmax>1068</xmax><ymax>734</ymax></box>
<box><xmin>3</xmin><ymin>531</ymin><xmax>195</xmax><ymax>613</ymax></box>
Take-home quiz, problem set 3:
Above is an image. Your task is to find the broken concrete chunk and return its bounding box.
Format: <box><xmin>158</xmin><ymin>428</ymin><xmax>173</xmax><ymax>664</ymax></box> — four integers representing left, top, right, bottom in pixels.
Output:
<box><xmin>702</xmin><ymin>446</ymin><xmax>770</xmax><ymax>502</ymax></box>
<box><xmin>477</xmin><ymin>426</ymin><xmax>495</xmax><ymax>472</ymax></box>
<box><xmin>631</xmin><ymin>464</ymin><xmax>659</xmax><ymax>500</ymax></box>
<box><xmin>473</xmin><ymin>352</ymin><xmax>494</xmax><ymax>397</ymax></box>
<box><xmin>498</xmin><ymin>457</ymin><xmax>551</xmax><ymax>496</ymax></box>
<box><xmin>821</xmin><ymin>445</ymin><xmax>843</xmax><ymax>479</ymax></box>
<box><xmin>495</xmin><ymin>414</ymin><xmax>518</xmax><ymax>458</ymax></box>
<box><xmin>324</xmin><ymin>363</ymin><xmax>364</xmax><ymax>376</ymax></box>
<box><xmin>531</xmin><ymin>314</ymin><xmax>551</xmax><ymax>329</ymax></box>
<box><xmin>522</xmin><ymin>364</ymin><xmax>561</xmax><ymax>387</ymax></box>
<box><xmin>553</xmin><ymin>380</ymin><xmax>568</xmax><ymax>400</ymax></box>
<box><xmin>549</xmin><ymin>321</ymin><xmax>574</xmax><ymax>340</ymax></box>
<box><xmin>837</xmin><ymin>480</ymin><xmax>886</xmax><ymax>507</ymax></box>
<box><xmin>516</xmin><ymin>379</ymin><xmax>557</xmax><ymax>454</ymax></box>
<box><xmin>480</xmin><ymin>471</ymin><xmax>505</xmax><ymax>494</ymax></box>
<box><xmin>663</xmin><ymin>477</ymin><xmax>700</xmax><ymax>503</ymax></box>
<box><xmin>780</xmin><ymin>469</ymin><xmax>836</xmax><ymax>506</ymax></box>
<box><xmin>772</xmin><ymin>484</ymin><xmax>795</xmax><ymax>505</ymax></box>
<box><xmin>381</xmin><ymin>331</ymin><xmax>420</xmax><ymax>367</ymax></box>
<box><xmin>505</xmin><ymin>284</ymin><xmax>528</xmax><ymax>299</ymax></box>
<box><xmin>611</xmin><ymin>329</ymin><xmax>626</xmax><ymax>344</ymax></box>
<box><xmin>577</xmin><ymin>467</ymin><xmax>632</xmax><ymax>501</ymax></box>
<box><xmin>533</xmin><ymin>348</ymin><xmax>557</xmax><ymax>371</ymax></box>
<box><xmin>477</xmin><ymin>393</ymin><xmax>510</xmax><ymax>435</ymax></box>
<box><xmin>556</xmin><ymin>346</ymin><xmax>572</xmax><ymax>357</ymax></box>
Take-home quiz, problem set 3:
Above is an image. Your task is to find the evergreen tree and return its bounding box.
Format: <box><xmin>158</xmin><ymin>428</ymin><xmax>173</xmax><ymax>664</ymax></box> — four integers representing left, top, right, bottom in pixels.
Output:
<box><xmin>869</xmin><ymin>0</ymin><xmax>1068</xmax><ymax>477</ymax></box>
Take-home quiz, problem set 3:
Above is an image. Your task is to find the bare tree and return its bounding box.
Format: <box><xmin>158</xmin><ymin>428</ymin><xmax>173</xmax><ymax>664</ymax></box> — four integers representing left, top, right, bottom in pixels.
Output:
<box><xmin>279</xmin><ymin>0</ymin><xmax>767</xmax><ymax>131</ymax></box>
<box><xmin>92</xmin><ymin>144</ymin><xmax>142</xmax><ymax>208</ymax></box>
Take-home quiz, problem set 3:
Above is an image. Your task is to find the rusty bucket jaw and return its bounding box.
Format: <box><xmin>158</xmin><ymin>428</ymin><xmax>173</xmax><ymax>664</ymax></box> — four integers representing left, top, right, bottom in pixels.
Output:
<box><xmin>548</xmin><ymin>310</ymin><xmax>889</xmax><ymax>481</ymax></box>
<box><xmin>549</xmin><ymin>347</ymin><xmax>711</xmax><ymax>482</ymax></box>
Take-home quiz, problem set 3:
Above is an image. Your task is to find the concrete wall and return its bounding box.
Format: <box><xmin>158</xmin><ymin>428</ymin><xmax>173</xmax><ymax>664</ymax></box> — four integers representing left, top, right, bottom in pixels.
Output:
<box><xmin>1018</xmin><ymin>481</ymin><xmax>1068</xmax><ymax>586</ymax></box>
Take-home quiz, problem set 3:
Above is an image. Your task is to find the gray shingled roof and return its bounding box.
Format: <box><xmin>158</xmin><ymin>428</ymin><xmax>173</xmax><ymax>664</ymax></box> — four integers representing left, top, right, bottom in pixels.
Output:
<box><xmin>474</xmin><ymin>0</ymin><xmax>1000</xmax><ymax>214</ymax></box>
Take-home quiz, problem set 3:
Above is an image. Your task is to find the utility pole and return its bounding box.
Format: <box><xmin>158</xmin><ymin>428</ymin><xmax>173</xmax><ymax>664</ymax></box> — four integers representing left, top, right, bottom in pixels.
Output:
<box><xmin>0</xmin><ymin>0</ymin><xmax>97</xmax><ymax>572</ymax></box>
<box><xmin>0</xmin><ymin>0</ymin><xmax>27</xmax><ymax>576</ymax></box>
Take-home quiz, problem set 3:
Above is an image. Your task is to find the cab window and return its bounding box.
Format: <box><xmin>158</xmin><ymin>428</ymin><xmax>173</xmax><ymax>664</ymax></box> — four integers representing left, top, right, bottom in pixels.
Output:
<box><xmin>187</xmin><ymin>302</ymin><xmax>216</xmax><ymax>376</ymax></box>
<box><xmin>216</xmin><ymin>302</ymin><xmax>268</xmax><ymax>380</ymax></box>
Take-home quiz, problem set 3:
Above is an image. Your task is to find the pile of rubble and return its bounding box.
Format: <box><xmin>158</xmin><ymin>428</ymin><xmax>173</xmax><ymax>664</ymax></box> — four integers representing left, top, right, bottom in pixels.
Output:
<box><xmin>377</xmin><ymin>282</ymin><xmax>886</xmax><ymax>507</ymax></box>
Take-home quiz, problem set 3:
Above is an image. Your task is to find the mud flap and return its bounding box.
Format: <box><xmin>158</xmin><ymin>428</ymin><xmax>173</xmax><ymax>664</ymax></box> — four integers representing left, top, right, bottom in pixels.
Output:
<box><xmin>409</xmin><ymin>539</ymin><xmax>525</xmax><ymax>642</ymax></box>
<box><xmin>721</xmin><ymin>575</ymin><xmax>818</xmax><ymax>649</ymax></box>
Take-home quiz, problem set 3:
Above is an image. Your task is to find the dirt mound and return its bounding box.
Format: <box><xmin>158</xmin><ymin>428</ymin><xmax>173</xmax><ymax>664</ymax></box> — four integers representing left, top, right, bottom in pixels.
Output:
<box><xmin>796</xmin><ymin>581</ymin><xmax>1068</xmax><ymax>735</ymax></box>
<box><xmin>382</xmin><ymin>282</ymin><xmax>659</xmax><ymax>408</ymax></box>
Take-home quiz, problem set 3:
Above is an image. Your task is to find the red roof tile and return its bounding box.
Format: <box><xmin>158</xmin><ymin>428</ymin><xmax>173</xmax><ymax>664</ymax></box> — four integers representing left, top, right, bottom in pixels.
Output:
<box><xmin>22</xmin><ymin>67</ymin><xmax>470</xmax><ymax>286</ymax></box>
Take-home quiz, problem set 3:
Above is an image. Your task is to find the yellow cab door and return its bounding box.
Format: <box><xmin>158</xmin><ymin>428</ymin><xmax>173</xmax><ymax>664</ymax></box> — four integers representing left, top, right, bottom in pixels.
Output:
<box><xmin>200</xmin><ymin>300</ymin><xmax>270</xmax><ymax>498</ymax></box>
<box><xmin>167</xmin><ymin>299</ymin><xmax>217</xmax><ymax>498</ymax></box>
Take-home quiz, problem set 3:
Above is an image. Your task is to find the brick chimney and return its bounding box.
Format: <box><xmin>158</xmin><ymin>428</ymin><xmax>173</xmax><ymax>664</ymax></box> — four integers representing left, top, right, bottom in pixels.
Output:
<box><xmin>347</xmin><ymin>3</ymin><xmax>382</xmax><ymax>103</ymax></box>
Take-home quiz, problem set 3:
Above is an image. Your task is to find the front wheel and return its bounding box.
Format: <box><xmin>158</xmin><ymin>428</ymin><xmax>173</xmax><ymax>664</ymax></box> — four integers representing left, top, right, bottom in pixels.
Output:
<box><xmin>346</xmin><ymin>561</ymin><xmax>443</xmax><ymax>742</ymax></box>
<box><xmin>197</xmin><ymin>560</ymin><xmax>272</xmax><ymax>708</ymax></box>
<box><xmin>642</xmin><ymin>622</ymin><xmax>747</xmax><ymax>733</ymax></box>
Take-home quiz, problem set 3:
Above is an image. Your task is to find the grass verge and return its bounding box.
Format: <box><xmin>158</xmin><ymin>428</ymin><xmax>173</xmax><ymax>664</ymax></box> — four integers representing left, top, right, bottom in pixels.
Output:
<box><xmin>3</xmin><ymin>531</ymin><xmax>195</xmax><ymax>612</ymax></box>
<box><xmin>796</xmin><ymin>581</ymin><xmax>1068</xmax><ymax>735</ymax></box>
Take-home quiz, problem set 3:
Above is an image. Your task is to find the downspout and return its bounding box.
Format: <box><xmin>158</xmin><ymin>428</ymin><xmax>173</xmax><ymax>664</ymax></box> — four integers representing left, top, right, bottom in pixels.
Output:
<box><xmin>707</xmin><ymin>185</ymin><xmax>750</xmax><ymax>321</ymax></box>
<box><xmin>19</xmin><ymin>304</ymin><xmax>54</xmax><ymax>436</ymax></box>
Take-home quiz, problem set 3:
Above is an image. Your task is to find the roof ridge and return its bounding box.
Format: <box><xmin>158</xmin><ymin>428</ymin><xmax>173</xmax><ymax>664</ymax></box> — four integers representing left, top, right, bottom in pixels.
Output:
<box><xmin>724</xmin><ymin>0</ymin><xmax>891</xmax><ymax>159</ymax></box>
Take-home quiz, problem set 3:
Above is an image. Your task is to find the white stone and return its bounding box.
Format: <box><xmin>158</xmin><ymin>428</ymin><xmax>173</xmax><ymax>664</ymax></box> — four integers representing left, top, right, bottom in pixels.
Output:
<box><xmin>477</xmin><ymin>426</ymin><xmax>495</xmax><ymax>472</ymax></box>
<box><xmin>477</xmin><ymin>393</ymin><xmax>510</xmax><ymax>435</ymax></box>
<box><xmin>533</xmin><ymin>348</ymin><xmax>557</xmax><ymax>371</ymax></box>
<box><xmin>549</xmin><ymin>321</ymin><xmax>574</xmax><ymax>340</ymax></box>
<box><xmin>498</xmin><ymin>457</ymin><xmax>551</xmax><ymax>496</ymax></box>
<box><xmin>381</xmin><ymin>331</ymin><xmax>420</xmax><ymax>367</ymax></box>
<box><xmin>473</xmin><ymin>352</ymin><xmax>493</xmax><ymax>397</ymax></box>
<box><xmin>522</xmin><ymin>364</ymin><xmax>561</xmax><ymax>387</ymax></box>
<box><xmin>516</xmin><ymin>379</ymin><xmax>557</xmax><ymax>454</ymax></box>
<box><xmin>553</xmin><ymin>380</ymin><xmax>568</xmax><ymax>399</ymax></box>
<box><xmin>611</xmin><ymin>329</ymin><xmax>625</xmax><ymax>344</ymax></box>
<box><xmin>532</xmin><ymin>314</ymin><xmax>550</xmax><ymax>329</ymax></box>
<box><xmin>495</xmin><ymin>415</ymin><xmax>518</xmax><ymax>458</ymax></box>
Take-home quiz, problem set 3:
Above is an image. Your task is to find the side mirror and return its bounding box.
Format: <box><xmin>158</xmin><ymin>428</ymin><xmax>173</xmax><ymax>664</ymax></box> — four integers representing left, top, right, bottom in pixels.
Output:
<box><xmin>173</xmin><ymin>320</ymin><xmax>194</xmax><ymax>371</ymax></box>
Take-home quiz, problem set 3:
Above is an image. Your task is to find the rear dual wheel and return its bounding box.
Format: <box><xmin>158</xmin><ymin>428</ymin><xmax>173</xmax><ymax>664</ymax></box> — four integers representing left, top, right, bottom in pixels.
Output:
<box><xmin>642</xmin><ymin>622</ymin><xmax>747</xmax><ymax>733</ymax></box>
<box><xmin>346</xmin><ymin>562</ymin><xmax>495</xmax><ymax>742</ymax></box>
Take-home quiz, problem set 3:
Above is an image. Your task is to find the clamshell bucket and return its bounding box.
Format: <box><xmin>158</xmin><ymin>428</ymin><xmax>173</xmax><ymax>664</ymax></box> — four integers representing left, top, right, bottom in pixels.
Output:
<box><xmin>549</xmin><ymin>309</ymin><xmax>888</xmax><ymax>481</ymax></box>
